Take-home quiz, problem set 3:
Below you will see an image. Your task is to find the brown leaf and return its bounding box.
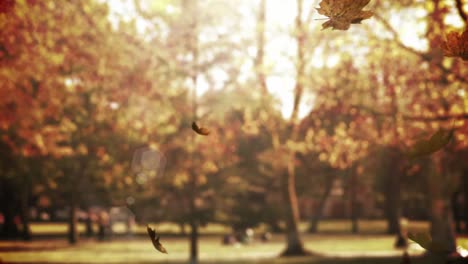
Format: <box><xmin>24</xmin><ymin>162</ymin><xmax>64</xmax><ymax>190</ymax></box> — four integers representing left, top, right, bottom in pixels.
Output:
<box><xmin>317</xmin><ymin>0</ymin><xmax>373</xmax><ymax>30</ymax></box>
<box><xmin>192</xmin><ymin>122</ymin><xmax>210</xmax><ymax>136</ymax></box>
<box><xmin>406</xmin><ymin>128</ymin><xmax>454</xmax><ymax>159</ymax></box>
<box><xmin>442</xmin><ymin>29</ymin><xmax>468</xmax><ymax>61</ymax></box>
<box><xmin>408</xmin><ymin>232</ymin><xmax>452</xmax><ymax>254</ymax></box>
<box><xmin>147</xmin><ymin>225</ymin><xmax>168</xmax><ymax>254</ymax></box>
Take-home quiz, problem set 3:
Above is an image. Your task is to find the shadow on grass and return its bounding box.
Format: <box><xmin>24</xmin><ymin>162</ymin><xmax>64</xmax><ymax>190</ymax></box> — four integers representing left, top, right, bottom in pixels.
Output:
<box><xmin>0</xmin><ymin>256</ymin><xmax>433</xmax><ymax>264</ymax></box>
<box><xmin>0</xmin><ymin>243</ymin><xmax>72</xmax><ymax>253</ymax></box>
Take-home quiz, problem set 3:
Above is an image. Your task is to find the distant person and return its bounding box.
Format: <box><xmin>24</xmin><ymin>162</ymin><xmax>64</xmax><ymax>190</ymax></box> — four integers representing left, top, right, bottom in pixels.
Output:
<box><xmin>234</xmin><ymin>230</ymin><xmax>245</xmax><ymax>244</ymax></box>
<box><xmin>395</xmin><ymin>217</ymin><xmax>409</xmax><ymax>249</ymax></box>
<box><xmin>260</xmin><ymin>231</ymin><xmax>272</xmax><ymax>242</ymax></box>
<box><xmin>235</xmin><ymin>228</ymin><xmax>254</xmax><ymax>244</ymax></box>
<box><xmin>245</xmin><ymin>228</ymin><xmax>254</xmax><ymax>244</ymax></box>
<box><xmin>107</xmin><ymin>212</ymin><xmax>114</xmax><ymax>238</ymax></box>
<box><xmin>97</xmin><ymin>211</ymin><xmax>109</xmax><ymax>241</ymax></box>
<box><xmin>85</xmin><ymin>211</ymin><xmax>94</xmax><ymax>237</ymax></box>
<box><xmin>222</xmin><ymin>234</ymin><xmax>236</xmax><ymax>245</ymax></box>
<box><xmin>126</xmin><ymin>215</ymin><xmax>135</xmax><ymax>236</ymax></box>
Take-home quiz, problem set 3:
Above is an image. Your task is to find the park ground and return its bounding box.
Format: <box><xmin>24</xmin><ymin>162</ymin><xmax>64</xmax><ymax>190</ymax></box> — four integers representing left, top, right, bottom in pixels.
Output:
<box><xmin>1</xmin><ymin>220</ymin><xmax>468</xmax><ymax>264</ymax></box>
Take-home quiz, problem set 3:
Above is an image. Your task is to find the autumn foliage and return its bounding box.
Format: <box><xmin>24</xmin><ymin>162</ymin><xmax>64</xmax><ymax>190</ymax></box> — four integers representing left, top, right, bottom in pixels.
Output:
<box><xmin>0</xmin><ymin>0</ymin><xmax>468</xmax><ymax>261</ymax></box>
<box><xmin>442</xmin><ymin>29</ymin><xmax>468</xmax><ymax>61</ymax></box>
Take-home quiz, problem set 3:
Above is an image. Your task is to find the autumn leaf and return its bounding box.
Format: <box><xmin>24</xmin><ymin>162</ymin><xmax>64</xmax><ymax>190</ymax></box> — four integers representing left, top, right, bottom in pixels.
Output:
<box><xmin>192</xmin><ymin>121</ymin><xmax>210</xmax><ymax>136</ymax></box>
<box><xmin>316</xmin><ymin>0</ymin><xmax>373</xmax><ymax>30</ymax></box>
<box><xmin>147</xmin><ymin>225</ymin><xmax>168</xmax><ymax>254</ymax></box>
<box><xmin>442</xmin><ymin>29</ymin><xmax>468</xmax><ymax>61</ymax></box>
<box><xmin>408</xmin><ymin>232</ymin><xmax>452</xmax><ymax>254</ymax></box>
<box><xmin>406</xmin><ymin>128</ymin><xmax>454</xmax><ymax>159</ymax></box>
<box><xmin>0</xmin><ymin>0</ymin><xmax>14</xmax><ymax>14</ymax></box>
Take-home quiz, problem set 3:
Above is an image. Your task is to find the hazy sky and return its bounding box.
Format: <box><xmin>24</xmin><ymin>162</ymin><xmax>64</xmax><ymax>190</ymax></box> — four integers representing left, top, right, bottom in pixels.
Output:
<box><xmin>105</xmin><ymin>0</ymin><xmax>465</xmax><ymax>119</ymax></box>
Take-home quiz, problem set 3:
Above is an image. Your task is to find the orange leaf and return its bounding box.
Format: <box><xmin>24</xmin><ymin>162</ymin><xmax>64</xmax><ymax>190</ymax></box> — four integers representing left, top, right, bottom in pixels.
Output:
<box><xmin>442</xmin><ymin>29</ymin><xmax>468</xmax><ymax>61</ymax></box>
<box><xmin>192</xmin><ymin>122</ymin><xmax>210</xmax><ymax>136</ymax></box>
<box><xmin>317</xmin><ymin>0</ymin><xmax>373</xmax><ymax>30</ymax></box>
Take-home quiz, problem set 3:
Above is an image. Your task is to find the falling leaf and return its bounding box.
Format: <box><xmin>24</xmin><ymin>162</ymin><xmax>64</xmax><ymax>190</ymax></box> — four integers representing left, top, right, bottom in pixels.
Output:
<box><xmin>316</xmin><ymin>0</ymin><xmax>373</xmax><ymax>30</ymax></box>
<box><xmin>406</xmin><ymin>128</ymin><xmax>454</xmax><ymax>159</ymax></box>
<box><xmin>147</xmin><ymin>225</ymin><xmax>168</xmax><ymax>254</ymax></box>
<box><xmin>192</xmin><ymin>122</ymin><xmax>210</xmax><ymax>136</ymax></box>
<box><xmin>442</xmin><ymin>29</ymin><xmax>468</xmax><ymax>61</ymax></box>
<box><xmin>408</xmin><ymin>232</ymin><xmax>452</xmax><ymax>254</ymax></box>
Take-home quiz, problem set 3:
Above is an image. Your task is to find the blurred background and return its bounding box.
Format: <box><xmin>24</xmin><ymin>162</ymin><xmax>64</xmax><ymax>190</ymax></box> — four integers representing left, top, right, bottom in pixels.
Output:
<box><xmin>0</xmin><ymin>0</ymin><xmax>467</xmax><ymax>263</ymax></box>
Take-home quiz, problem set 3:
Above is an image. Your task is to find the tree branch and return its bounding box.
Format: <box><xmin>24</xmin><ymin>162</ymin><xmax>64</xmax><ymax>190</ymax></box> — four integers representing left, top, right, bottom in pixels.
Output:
<box><xmin>371</xmin><ymin>13</ymin><xmax>468</xmax><ymax>83</ymax></box>
<box><xmin>403</xmin><ymin>113</ymin><xmax>468</xmax><ymax>121</ymax></box>
<box><xmin>455</xmin><ymin>0</ymin><xmax>467</xmax><ymax>24</ymax></box>
<box><xmin>291</xmin><ymin>0</ymin><xmax>306</xmax><ymax>123</ymax></box>
<box><xmin>351</xmin><ymin>104</ymin><xmax>468</xmax><ymax>122</ymax></box>
<box><xmin>133</xmin><ymin>0</ymin><xmax>168</xmax><ymax>21</ymax></box>
<box><xmin>372</xmin><ymin>13</ymin><xmax>430</xmax><ymax>60</ymax></box>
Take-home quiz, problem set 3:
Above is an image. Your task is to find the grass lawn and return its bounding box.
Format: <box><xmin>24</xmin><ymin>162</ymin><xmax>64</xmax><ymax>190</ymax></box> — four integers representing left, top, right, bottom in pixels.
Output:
<box><xmin>2</xmin><ymin>220</ymin><xmax>465</xmax><ymax>264</ymax></box>
<box><xmin>30</xmin><ymin>219</ymin><xmax>430</xmax><ymax>236</ymax></box>
<box><xmin>29</xmin><ymin>222</ymin><xmax>230</xmax><ymax>235</ymax></box>
<box><xmin>2</xmin><ymin>234</ymin><xmax>467</xmax><ymax>264</ymax></box>
<box><xmin>298</xmin><ymin>220</ymin><xmax>429</xmax><ymax>234</ymax></box>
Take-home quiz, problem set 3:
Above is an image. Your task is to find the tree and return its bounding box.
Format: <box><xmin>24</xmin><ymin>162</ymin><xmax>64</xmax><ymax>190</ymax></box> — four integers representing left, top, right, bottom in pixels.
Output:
<box><xmin>131</xmin><ymin>0</ymin><xmax>250</xmax><ymax>262</ymax></box>
<box><xmin>0</xmin><ymin>0</ymin><xmax>169</xmax><ymax>243</ymax></box>
<box><xmin>300</xmin><ymin>0</ymin><xmax>468</xmax><ymax>255</ymax></box>
<box><xmin>276</xmin><ymin>0</ymin><xmax>311</xmax><ymax>255</ymax></box>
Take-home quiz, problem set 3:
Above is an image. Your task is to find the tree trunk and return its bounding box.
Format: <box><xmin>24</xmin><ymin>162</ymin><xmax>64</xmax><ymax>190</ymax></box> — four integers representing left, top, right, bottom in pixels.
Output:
<box><xmin>84</xmin><ymin>205</ymin><xmax>93</xmax><ymax>237</ymax></box>
<box><xmin>451</xmin><ymin>191</ymin><xmax>462</xmax><ymax>234</ymax></box>
<box><xmin>255</xmin><ymin>0</ymin><xmax>267</xmax><ymax>94</ymax></box>
<box><xmin>179</xmin><ymin>222</ymin><xmax>187</xmax><ymax>235</ymax></box>
<box><xmin>308</xmin><ymin>174</ymin><xmax>336</xmax><ymax>233</ymax></box>
<box><xmin>383</xmin><ymin>149</ymin><xmax>407</xmax><ymax>248</ymax></box>
<box><xmin>0</xmin><ymin>179</ymin><xmax>19</xmax><ymax>239</ymax></box>
<box><xmin>67</xmin><ymin>166</ymin><xmax>79</xmax><ymax>244</ymax></box>
<box><xmin>383</xmin><ymin>149</ymin><xmax>401</xmax><ymax>234</ymax></box>
<box><xmin>187</xmin><ymin>0</ymin><xmax>199</xmax><ymax>258</ymax></box>
<box><xmin>20</xmin><ymin>186</ymin><xmax>31</xmax><ymax>241</ymax></box>
<box><xmin>189</xmin><ymin>219</ymin><xmax>199</xmax><ymax>264</ymax></box>
<box><xmin>253</xmin><ymin>0</ymin><xmax>286</xmax><ymax>238</ymax></box>
<box><xmin>280</xmin><ymin>167</ymin><xmax>309</xmax><ymax>256</ymax></box>
<box><xmin>280</xmin><ymin>0</ymin><xmax>310</xmax><ymax>256</ymax></box>
<box><xmin>349</xmin><ymin>167</ymin><xmax>359</xmax><ymax>234</ymax></box>
<box><xmin>85</xmin><ymin>212</ymin><xmax>94</xmax><ymax>237</ymax></box>
<box><xmin>2</xmin><ymin>209</ymin><xmax>19</xmax><ymax>238</ymax></box>
<box><xmin>66</xmin><ymin>158</ymin><xmax>82</xmax><ymax>245</ymax></box>
<box><xmin>385</xmin><ymin>173</ymin><xmax>401</xmax><ymax>235</ymax></box>
<box><xmin>68</xmin><ymin>198</ymin><xmax>78</xmax><ymax>244</ymax></box>
<box><xmin>463</xmin><ymin>169</ymin><xmax>468</xmax><ymax>234</ymax></box>
<box><xmin>1</xmin><ymin>202</ymin><xmax>19</xmax><ymax>239</ymax></box>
